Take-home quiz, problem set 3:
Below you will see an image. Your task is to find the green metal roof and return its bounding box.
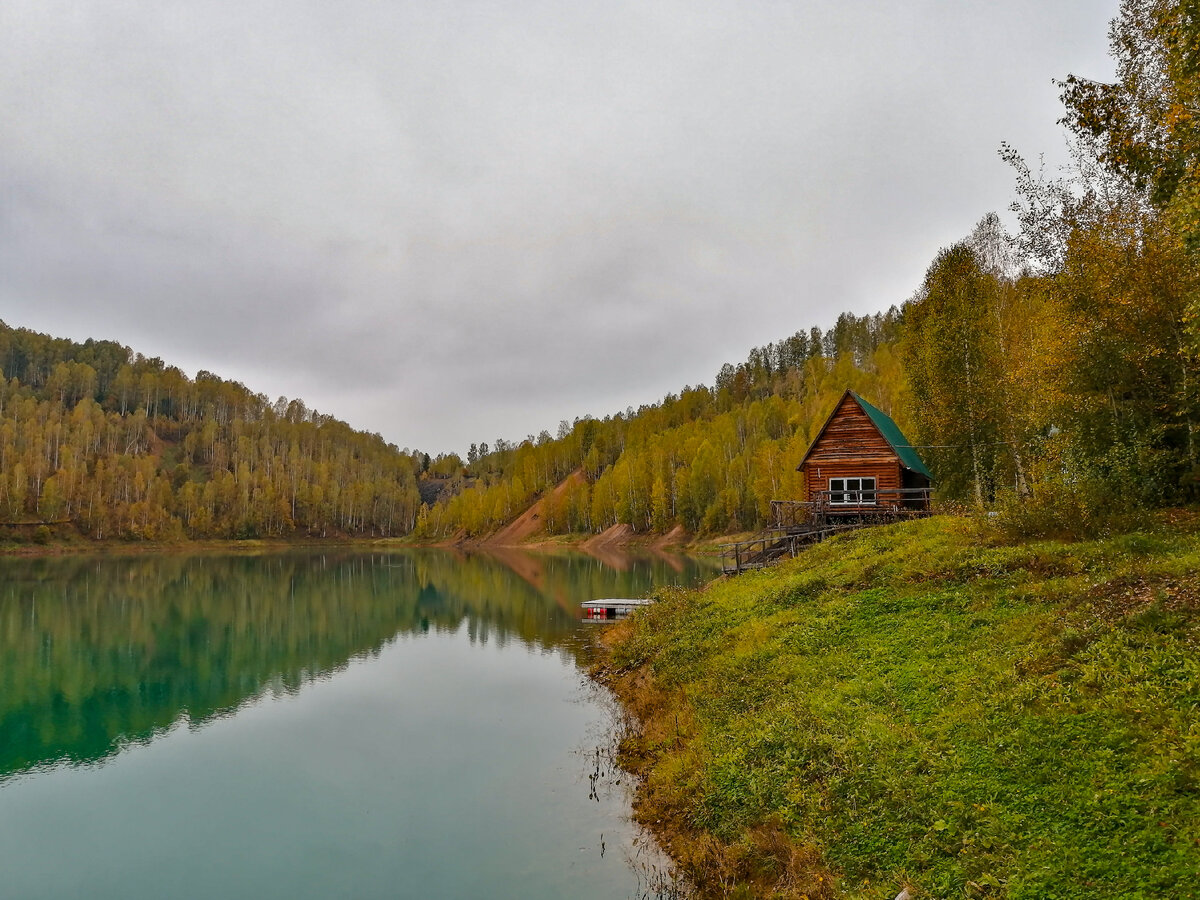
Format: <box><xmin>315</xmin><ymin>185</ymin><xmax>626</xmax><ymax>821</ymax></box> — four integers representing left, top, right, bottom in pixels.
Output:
<box><xmin>850</xmin><ymin>391</ymin><xmax>933</xmax><ymax>480</ymax></box>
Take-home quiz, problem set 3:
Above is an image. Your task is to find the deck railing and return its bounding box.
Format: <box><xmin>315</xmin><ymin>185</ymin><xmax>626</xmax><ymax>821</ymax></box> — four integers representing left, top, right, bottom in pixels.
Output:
<box><xmin>770</xmin><ymin>500</ymin><xmax>818</xmax><ymax>530</ymax></box>
<box><xmin>717</xmin><ymin>522</ymin><xmax>864</xmax><ymax>575</ymax></box>
<box><xmin>771</xmin><ymin>488</ymin><xmax>931</xmax><ymax>530</ymax></box>
<box><xmin>717</xmin><ymin>534</ymin><xmax>792</xmax><ymax>575</ymax></box>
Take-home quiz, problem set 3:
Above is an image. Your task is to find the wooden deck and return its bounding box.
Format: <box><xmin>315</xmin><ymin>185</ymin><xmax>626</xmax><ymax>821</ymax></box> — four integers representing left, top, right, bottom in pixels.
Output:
<box><xmin>719</xmin><ymin>488</ymin><xmax>931</xmax><ymax>576</ymax></box>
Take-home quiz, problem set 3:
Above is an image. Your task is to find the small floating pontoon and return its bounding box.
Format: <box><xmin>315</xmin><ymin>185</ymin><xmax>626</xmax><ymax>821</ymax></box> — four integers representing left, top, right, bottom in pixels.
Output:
<box><xmin>580</xmin><ymin>598</ymin><xmax>654</xmax><ymax>622</ymax></box>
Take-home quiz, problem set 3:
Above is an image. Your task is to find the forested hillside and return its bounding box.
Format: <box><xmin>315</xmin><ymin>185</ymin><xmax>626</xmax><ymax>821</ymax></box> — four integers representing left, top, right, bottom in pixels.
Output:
<box><xmin>0</xmin><ymin>310</ymin><xmax>913</xmax><ymax>544</ymax></box>
<box><xmin>4</xmin><ymin>2</ymin><xmax>1196</xmax><ymax>546</ymax></box>
<box><xmin>420</xmin><ymin>312</ymin><xmax>908</xmax><ymax>539</ymax></box>
<box><xmin>899</xmin><ymin>0</ymin><xmax>1200</xmax><ymax>530</ymax></box>
<box><xmin>0</xmin><ymin>323</ymin><xmax>423</xmax><ymax>539</ymax></box>
<box><xmin>425</xmin><ymin>0</ymin><xmax>1200</xmax><ymax>541</ymax></box>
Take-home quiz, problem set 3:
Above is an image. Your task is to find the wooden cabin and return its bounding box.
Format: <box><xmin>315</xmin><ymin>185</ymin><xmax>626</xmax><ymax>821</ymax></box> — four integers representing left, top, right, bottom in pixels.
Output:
<box><xmin>797</xmin><ymin>390</ymin><xmax>932</xmax><ymax>513</ymax></box>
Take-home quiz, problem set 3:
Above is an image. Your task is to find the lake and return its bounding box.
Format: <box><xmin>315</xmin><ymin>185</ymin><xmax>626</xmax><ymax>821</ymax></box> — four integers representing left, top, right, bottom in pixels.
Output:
<box><xmin>0</xmin><ymin>548</ymin><xmax>718</xmax><ymax>899</ymax></box>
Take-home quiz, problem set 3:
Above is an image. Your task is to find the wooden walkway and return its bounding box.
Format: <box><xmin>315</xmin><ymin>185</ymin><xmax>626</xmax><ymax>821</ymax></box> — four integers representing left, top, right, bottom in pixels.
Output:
<box><xmin>719</xmin><ymin>489</ymin><xmax>931</xmax><ymax>576</ymax></box>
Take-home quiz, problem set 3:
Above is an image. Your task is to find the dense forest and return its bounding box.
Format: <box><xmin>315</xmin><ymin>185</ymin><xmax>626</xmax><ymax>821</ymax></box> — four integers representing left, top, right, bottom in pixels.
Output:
<box><xmin>0</xmin><ymin>325</ymin><xmax>423</xmax><ymax>539</ymax></box>
<box><xmin>3</xmin><ymin>0</ymin><xmax>1196</xmax><ymax>543</ymax></box>
<box><xmin>903</xmin><ymin>0</ymin><xmax>1200</xmax><ymax>524</ymax></box>
<box><xmin>419</xmin><ymin>312</ymin><xmax>907</xmax><ymax>538</ymax></box>
<box><xmin>426</xmin><ymin>0</ymin><xmax>1200</xmax><ymax>539</ymax></box>
<box><xmin>0</xmin><ymin>311</ymin><xmax>907</xmax><ymax>541</ymax></box>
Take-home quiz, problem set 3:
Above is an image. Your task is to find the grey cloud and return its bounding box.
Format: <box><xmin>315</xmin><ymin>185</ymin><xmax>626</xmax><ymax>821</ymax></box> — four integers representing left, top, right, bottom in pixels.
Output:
<box><xmin>0</xmin><ymin>0</ymin><xmax>1119</xmax><ymax>453</ymax></box>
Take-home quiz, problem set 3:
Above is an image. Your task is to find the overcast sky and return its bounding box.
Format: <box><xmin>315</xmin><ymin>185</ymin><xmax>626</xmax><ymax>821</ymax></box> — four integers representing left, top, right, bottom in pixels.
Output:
<box><xmin>1</xmin><ymin>1</ymin><xmax>1119</xmax><ymax>454</ymax></box>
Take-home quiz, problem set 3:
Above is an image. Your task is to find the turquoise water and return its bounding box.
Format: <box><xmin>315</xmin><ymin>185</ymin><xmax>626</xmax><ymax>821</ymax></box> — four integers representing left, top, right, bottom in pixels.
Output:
<box><xmin>0</xmin><ymin>549</ymin><xmax>716</xmax><ymax>899</ymax></box>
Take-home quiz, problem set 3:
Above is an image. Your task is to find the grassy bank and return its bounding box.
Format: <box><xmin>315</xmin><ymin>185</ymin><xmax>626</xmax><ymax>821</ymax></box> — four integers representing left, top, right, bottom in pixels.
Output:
<box><xmin>593</xmin><ymin>516</ymin><xmax>1200</xmax><ymax>899</ymax></box>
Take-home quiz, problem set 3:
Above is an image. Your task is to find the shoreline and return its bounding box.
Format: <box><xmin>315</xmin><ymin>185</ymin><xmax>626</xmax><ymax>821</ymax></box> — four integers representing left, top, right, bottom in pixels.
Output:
<box><xmin>0</xmin><ymin>528</ymin><xmax>738</xmax><ymax>559</ymax></box>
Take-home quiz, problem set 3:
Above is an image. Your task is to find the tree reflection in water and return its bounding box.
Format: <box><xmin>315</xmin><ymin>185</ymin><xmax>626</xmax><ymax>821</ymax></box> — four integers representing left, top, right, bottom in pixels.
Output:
<box><xmin>0</xmin><ymin>547</ymin><xmax>717</xmax><ymax>779</ymax></box>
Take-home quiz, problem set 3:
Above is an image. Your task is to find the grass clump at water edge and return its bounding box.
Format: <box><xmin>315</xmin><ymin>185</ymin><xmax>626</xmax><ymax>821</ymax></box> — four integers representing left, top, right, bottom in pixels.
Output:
<box><xmin>591</xmin><ymin>515</ymin><xmax>1200</xmax><ymax>899</ymax></box>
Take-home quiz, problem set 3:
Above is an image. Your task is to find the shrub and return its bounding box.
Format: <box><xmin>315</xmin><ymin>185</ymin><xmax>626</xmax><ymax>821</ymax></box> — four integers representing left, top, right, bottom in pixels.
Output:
<box><xmin>991</xmin><ymin>478</ymin><xmax>1148</xmax><ymax>541</ymax></box>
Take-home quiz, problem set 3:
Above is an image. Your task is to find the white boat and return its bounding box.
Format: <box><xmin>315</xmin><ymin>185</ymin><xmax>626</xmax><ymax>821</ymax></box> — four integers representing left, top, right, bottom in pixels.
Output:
<box><xmin>580</xmin><ymin>598</ymin><xmax>654</xmax><ymax>621</ymax></box>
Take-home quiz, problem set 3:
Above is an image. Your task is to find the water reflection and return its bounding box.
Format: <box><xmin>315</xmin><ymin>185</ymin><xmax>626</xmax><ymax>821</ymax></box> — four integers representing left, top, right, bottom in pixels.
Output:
<box><xmin>0</xmin><ymin>547</ymin><xmax>716</xmax><ymax>781</ymax></box>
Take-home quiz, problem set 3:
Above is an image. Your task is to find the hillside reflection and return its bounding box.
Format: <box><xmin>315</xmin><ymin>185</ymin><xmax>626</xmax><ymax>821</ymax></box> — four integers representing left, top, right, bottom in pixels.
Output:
<box><xmin>0</xmin><ymin>548</ymin><xmax>717</xmax><ymax>780</ymax></box>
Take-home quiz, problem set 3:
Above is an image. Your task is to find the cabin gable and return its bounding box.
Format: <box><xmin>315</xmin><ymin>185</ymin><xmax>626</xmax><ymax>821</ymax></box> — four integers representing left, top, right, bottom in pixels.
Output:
<box><xmin>805</xmin><ymin>394</ymin><xmax>899</xmax><ymax>467</ymax></box>
<box><xmin>798</xmin><ymin>391</ymin><xmax>930</xmax><ymax>507</ymax></box>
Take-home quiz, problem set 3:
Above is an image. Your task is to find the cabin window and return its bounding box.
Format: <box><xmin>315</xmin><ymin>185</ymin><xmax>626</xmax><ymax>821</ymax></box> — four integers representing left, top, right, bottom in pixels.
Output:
<box><xmin>828</xmin><ymin>477</ymin><xmax>876</xmax><ymax>505</ymax></box>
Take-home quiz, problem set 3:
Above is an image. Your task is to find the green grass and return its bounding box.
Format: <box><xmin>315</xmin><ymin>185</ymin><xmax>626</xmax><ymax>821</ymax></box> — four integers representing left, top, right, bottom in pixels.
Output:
<box><xmin>605</xmin><ymin>516</ymin><xmax>1200</xmax><ymax>899</ymax></box>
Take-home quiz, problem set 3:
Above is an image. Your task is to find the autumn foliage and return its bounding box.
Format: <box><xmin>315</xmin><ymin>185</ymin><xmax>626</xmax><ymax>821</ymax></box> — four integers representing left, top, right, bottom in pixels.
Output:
<box><xmin>0</xmin><ymin>327</ymin><xmax>422</xmax><ymax>539</ymax></box>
